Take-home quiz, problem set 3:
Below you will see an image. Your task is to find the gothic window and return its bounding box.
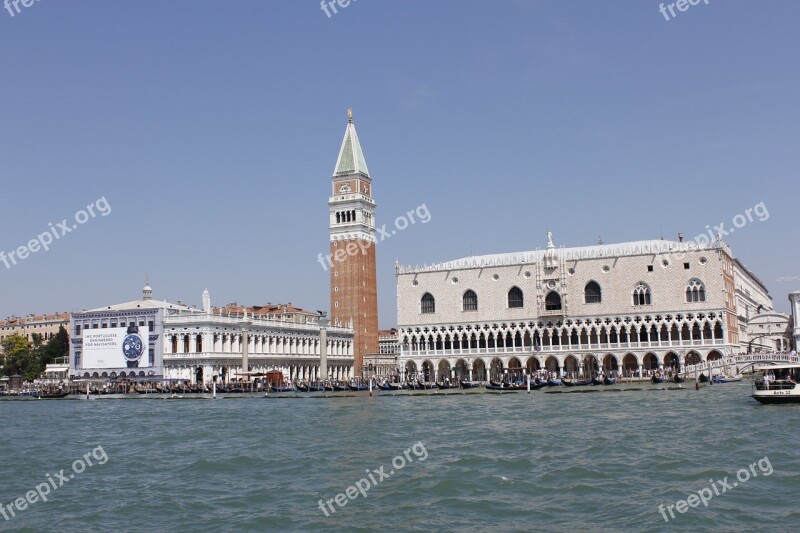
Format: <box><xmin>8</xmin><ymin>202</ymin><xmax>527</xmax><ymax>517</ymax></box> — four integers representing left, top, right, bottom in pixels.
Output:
<box><xmin>633</xmin><ymin>283</ymin><xmax>651</xmax><ymax>306</ymax></box>
<box><xmin>545</xmin><ymin>291</ymin><xmax>562</xmax><ymax>311</ymax></box>
<box><xmin>584</xmin><ymin>281</ymin><xmax>602</xmax><ymax>304</ymax></box>
<box><xmin>463</xmin><ymin>290</ymin><xmax>478</xmax><ymax>312</ymax></box>
<box><xmin>508</xmin><ymin>287</ymin><xmax>524</xmax><ymax>308</ymax></box>
<box><xmin>686</xmin><ymin>279</ymin><xmax>706</xmax><ymax>303</ymax></box>
<box><xmin>421</xmin><ymin>293</ymin><xmax>435</xmax><ymax>314</ymax></box>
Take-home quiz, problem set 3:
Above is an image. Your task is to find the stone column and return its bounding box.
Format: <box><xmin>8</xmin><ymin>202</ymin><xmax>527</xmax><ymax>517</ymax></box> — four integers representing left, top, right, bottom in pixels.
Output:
<box><xmin>240</xmin><ymin>317</ymin><xmax>252</xmax><ymax>382</ymax></box>
<box><xmin>319</xmin><ymin>315</ymin><xmax>330</xmax><ymax>380</ymax></box>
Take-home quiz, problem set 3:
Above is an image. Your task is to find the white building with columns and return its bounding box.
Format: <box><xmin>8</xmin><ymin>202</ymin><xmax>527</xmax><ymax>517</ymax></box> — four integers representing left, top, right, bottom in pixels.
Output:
<box><xmin>396</xmin><ymin>233</ymin><xmax>773</xmax><ymax>382</ymax></box>
<box><xmin>70</xmin><ymin>286</ymin><xmax>355</xmax><ymax>383</ymax></box>
<box><xmin>162</xmin><ymin>290</ymin><xmax>355</xmax><ymax>383</ymax></box>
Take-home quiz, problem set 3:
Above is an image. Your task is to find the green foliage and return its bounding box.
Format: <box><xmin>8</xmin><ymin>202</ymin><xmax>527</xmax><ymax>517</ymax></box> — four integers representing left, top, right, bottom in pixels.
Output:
<box><xmin>1</xmin><ymin>327</ymin><xmax>70</xmax><ymax>380</ymax></box>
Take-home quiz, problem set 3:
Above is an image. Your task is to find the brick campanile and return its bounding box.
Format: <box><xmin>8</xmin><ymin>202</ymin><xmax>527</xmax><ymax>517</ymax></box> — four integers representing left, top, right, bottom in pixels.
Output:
<box><xmin>328</xmin><ymin>110</ymin><xmax>379</xmax><ymax>376</ymax></box>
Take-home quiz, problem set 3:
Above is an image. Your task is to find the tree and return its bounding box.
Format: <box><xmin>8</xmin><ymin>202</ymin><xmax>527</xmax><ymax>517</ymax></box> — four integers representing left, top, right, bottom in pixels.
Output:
<box><xmin>0</xmin><ymin>327</ymin><xmax>69</xmax><ymax>381</ymax></box>
<box><xmin>41</xmin><ymin>326</ymin><xmax>69</xmax><ymax>367</ymax></box>
<box><xmin>1</xmin><ymin>334</ymin><xmax>35</xmax><ymax>379</ymax></box>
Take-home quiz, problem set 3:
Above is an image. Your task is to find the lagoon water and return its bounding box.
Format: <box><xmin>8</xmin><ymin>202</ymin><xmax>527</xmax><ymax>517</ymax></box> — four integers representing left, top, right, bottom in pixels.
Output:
<box><xmin>1</xmin><ymin>382</ymin><xmax>799</xmax><ymax>532</ymax></box>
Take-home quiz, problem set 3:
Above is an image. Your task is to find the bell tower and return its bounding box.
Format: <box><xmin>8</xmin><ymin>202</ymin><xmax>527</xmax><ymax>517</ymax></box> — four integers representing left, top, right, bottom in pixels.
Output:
<box><xmin>328</xmin><ymin>110</ymin><xmax>379</xmax><ymax>376</ymax></box>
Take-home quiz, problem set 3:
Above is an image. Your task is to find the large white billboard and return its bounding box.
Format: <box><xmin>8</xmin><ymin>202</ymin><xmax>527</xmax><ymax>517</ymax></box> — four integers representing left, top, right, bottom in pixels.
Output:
<box><xmin>82</xmin><ymin>326</ymin><xmax>150</xmax><ymax>369</ymax></box>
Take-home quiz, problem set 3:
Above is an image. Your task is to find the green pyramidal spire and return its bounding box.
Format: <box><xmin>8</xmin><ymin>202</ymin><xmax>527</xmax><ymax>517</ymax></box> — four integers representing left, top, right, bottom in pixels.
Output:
<box><xmin>333</xmin><ymin>109</ymin><xmax>370</xmax><ymax>177</ymax></box>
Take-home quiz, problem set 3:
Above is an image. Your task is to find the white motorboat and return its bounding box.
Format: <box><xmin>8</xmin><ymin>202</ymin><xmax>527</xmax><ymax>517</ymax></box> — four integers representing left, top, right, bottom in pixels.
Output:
<box><xmin>752</xmin><ymin>364</ymin><xmax>800</xmax><ymax>404</ymax></box>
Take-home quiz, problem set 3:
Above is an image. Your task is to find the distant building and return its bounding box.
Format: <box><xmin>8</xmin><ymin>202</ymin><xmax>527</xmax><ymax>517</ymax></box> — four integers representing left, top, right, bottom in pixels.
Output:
<box><xmin>69</xmin><ymin>285</ymin><xmax>179</xmax><ymax>379</ymax></box>
<box><xmin>327</xmin><ymin>110</ymin><xmax>379</xmax><ymax>376</ymax></box>
<box><xmin>363</xmin><ymin>329</ymin><xmax>399</xmax><ymax>378</ymax></box>
<box><xmin>69</xmin><ymin>286</ymin><xmax>355</xmax><ymax>382</ymax></box>
<box><xmin>790</xmin><ymin>291</ymin><xmax>800</xmax><ymax>350</ymax></box>
<box><xmin>0</xmin><ymin>312</ymin><xmax>69</xmax><ymax>343</ymax></box>
<box><xmin>396</xmin><ymin>233</ymin><xmax>773</xmax><ymax>381</ymax></box>
<box><xmin>162</xmin><ymin>292</ymin><xmax>354</xmax><ymax>383</ymax></box>
<box><xmin>746</xmin><ymin>312</ymin><xmax>792</xmax><ymax>353</ymax></box>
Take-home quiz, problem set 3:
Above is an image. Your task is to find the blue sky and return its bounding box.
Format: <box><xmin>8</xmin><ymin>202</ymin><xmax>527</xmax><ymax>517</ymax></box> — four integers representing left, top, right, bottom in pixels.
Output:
<box><xmin>0</xmin><ymin>0</ymin><xmax>797</xmax><ymax>325</ymax></box>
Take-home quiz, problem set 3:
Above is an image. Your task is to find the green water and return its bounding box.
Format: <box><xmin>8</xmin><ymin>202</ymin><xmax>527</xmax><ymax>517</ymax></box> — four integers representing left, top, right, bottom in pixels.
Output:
<box><xmin>0</xmin><ymin>382</ymin><xmax>797</xmax><ymax>532</ymax></box>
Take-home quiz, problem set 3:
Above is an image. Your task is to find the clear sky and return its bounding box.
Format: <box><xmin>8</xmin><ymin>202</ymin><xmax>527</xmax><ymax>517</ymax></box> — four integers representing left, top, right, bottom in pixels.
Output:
<box><xmin>0</xmin><ymin>0</ymin><xmax>797</xmax><ymax>325</ymax></box>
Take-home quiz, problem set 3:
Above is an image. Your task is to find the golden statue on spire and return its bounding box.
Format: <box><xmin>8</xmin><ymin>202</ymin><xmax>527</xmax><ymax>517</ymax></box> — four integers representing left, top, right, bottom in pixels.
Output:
<box><xmin>347</xmin><ymin>108</ymin><xmax>353</xmax><ymax>122</ymax></box>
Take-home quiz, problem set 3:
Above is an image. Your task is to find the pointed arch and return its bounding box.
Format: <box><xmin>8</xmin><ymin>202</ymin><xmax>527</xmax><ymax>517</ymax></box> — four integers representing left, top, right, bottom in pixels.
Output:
<box><xmin>421</xmin><ymin>292</ymin><xmax>435</xmax><ymax>314</ymax></box>
<box><xmin>584</xmin><ymin>281</ymin><xmax>602</xmax><ymax>304</ymax></box>
<box><xmin>508</xmin><ymin>286</ymin><xmax>524</xmax><ymax>308</ymax></box>
<box><xmin>463</xmin><ymin>290</ymin><xmax>478</xmax><ymax>312</ymax></box>
<box><xmin>633</xmin><ymin>283</ymin><xmax>651</xmax><ymax>306</ymax></box>
<box><xmin>545</xmin><ymin>291</ymin><xmax>562</xmax><ymax>311</ymax></box>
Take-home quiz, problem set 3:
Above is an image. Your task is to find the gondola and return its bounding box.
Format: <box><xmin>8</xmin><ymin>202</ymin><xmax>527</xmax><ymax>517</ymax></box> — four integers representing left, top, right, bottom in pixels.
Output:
<box><xmin>547</xmin><ymin>378</ymin><xmax>562</xmax><ymax>386</ymax></box>
<box><xmin>460</xmin><ymin>380</ymin><xmax>480</xmax><ymax>389</ymax></box>
<box><xmin>603</xmin><ymin>377</ymin><xmax>616</xmax><ymax>385</ymax></box>
<box><xmin>378</xmin><ymin>382</ymin><xmax>393</xmax><ymax>391</ymax></box>
<box><xmin>698</xmin><ymin>373</ymin><xmax>710</xmax><ymax>383</ymax></box>
<box><xmin>591</xmin><ymin>377</ymin><xmax>604</xmax><ymax>386</ymax></box>
<box><xmin>673</xmin><ymin>375</ymin><xmax>684</xmax><ymax>383</ymax></box>
<box><xmin>485</xmin><ymin>383</ymin><xmax>507</xmax><ymax>391</ymax></box>
<box><xmin>332</xmin><ymin>383</ymin><xmax>348</xmax><ymax>392</ymax></box>
<box><xmin>348</xmin><ymin>383</ymin><xmax>369</xmax><ymax>391</ymax></box>
<box><xmin>309</xmin><ymin>384</ymin><xmax>326</xmax><ymax>392</ymax></box>
<box><xmin>296</xmin><ymin>384</ymin><xmax>311</xmax><ymax>392</ymax></box>
<box><xmin>651</xmin><ymin>375</ymin><xmax>665</xmax><ymax>384</ymax></box>
<box><xmin>436</xmin><ymin>382</ymin><xmax>453</xmax><ymax>389</ymax></box>
<box><xmin>270</xmin><ymin>385</ymin><xmax>295</xmax><ymax>393</ymax></box>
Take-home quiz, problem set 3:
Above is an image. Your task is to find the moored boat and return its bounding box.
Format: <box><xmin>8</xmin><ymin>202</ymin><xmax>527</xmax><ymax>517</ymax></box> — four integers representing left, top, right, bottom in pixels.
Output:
<box><xmin>603</xmin><ymin>376</ymin><xmax>616</xmax><ymax>385</ymax></box>
<box><xmin>651</xmin><ymin>375</ymin><xmax>665</xmax><ymax>384</ymax></box>
<box><xmin>713</xmin><ymin>375</ymin><xmax>743</xmax><ymax>383</ymax></box>
<box><xmin>460</xmin><ymin>380</ymin><xmax>480</xmax><ymax>389</ymax></box>
<box><xmin>38</xmin><ymin>391</ymin><xmax>69</xmax><ymax>399</ymax></box>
